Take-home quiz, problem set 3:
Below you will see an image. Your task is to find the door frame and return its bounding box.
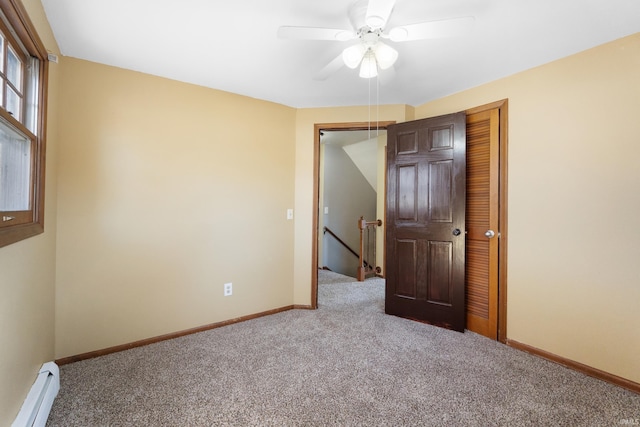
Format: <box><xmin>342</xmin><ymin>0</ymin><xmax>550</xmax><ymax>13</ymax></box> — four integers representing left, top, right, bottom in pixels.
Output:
<box><xmin>310</xmin><ymin>100</ymin><xmax>508</xmax><ymax>343</ymax></box>
<box><xmin>311</xmin><ymin>121</ymin><xmax>395</xmax><ymax>309</ymax></box>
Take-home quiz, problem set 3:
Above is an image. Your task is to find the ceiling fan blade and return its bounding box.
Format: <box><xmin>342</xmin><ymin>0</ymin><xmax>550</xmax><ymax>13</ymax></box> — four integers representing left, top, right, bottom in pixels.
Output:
<box><xmin>277</xmin><ymin>26</ymin><xmax>355</xmax><ymax>41</ymax></box>
<box><xmin>314</xmin><ymin>53</ymin><xmax>345</xmax><ymax>81</ymax></box>
<box><xmin>388</xmin><ymin>16</ymin><xmax>475</xmax><ymax>42</ymax></box>
<box><xmin>366</xmin><ymin>0</ymin><xmax>396</xmax><ymax>29</ymax></box>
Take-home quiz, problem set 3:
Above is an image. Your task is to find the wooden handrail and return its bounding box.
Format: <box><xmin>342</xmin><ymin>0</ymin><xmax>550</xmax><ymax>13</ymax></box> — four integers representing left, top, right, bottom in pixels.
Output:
<box><xmin>323</xmin><ymin>226</ymin><xmax>361</xmax><ymax>261</ymax></box>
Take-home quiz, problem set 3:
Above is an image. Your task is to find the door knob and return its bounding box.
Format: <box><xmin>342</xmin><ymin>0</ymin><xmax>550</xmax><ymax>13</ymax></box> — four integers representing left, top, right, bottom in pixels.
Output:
<box><xmin>452</xmin><ymin>228</ymin><xmax>461</xmax><ymax>236</ymax></box>
<box><xmin>485</xmin><ymin>230</ymin><xmax>495</xmax><ymax>238</ymax></box>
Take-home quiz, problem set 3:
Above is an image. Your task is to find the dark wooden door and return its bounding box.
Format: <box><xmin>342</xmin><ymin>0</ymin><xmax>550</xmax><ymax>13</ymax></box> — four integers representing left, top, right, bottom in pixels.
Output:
<box><xmin>385</xmin><ymin>112</ymin><xmax>467</xmax><ymax>331</ymax></box>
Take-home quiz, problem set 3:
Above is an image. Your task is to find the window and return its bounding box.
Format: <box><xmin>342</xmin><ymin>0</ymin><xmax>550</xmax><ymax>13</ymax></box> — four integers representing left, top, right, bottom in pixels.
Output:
<box><xmin>0</xmin><ymin>0</ymin><xmax>48</xmax><ymax>248</ymax></box>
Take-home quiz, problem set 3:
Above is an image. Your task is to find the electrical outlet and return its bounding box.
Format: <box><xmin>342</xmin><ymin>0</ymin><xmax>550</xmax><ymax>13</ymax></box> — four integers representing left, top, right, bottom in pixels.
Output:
<box><xmin>224</xmin><ymin>282</ymin><xmax>232</xmax><ymax>296</ymax></box>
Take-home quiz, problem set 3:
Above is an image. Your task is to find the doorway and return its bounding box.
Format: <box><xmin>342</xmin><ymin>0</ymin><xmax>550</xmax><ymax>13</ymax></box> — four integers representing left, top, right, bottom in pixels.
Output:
<box><xmin>312</xmin><ymin>122</ymin><xmax>395</xmax><ymax>307</ymax></box>
<box><xmin>311</xmin><ymin>101</ymin><xmax>507</xmax><ymax>342</ymax></box>
<box><xmin>319</xmin><ymin>129</ymin><xmax>382</xmax><ymax>278</ymax></box>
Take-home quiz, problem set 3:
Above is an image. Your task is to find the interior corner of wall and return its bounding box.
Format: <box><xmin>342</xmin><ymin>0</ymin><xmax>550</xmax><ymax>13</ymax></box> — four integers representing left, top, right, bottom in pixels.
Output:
<box><xmin>404</xmin><ymin>104</ymin><xmax>416</xmax><ymax>122</ymax></box>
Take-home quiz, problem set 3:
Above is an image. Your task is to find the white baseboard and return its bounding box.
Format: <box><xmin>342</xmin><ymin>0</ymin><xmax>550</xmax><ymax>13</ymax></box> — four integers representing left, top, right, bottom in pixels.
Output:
<box><xmin>12</xmin><ymin>362</ymin><xmax>60</xmax><ymax>427</ymax></box>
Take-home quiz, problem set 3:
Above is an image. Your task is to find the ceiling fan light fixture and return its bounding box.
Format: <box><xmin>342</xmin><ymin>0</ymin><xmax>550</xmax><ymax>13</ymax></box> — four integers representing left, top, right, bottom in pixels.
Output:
<box><xmin>374</xmin><ymin>42</ymin><xmax>398</xmax><ymax>69</ymax></box>
<box><xmin>343</xmin><ymin>44</ymin><xmax>367</xmax><ymax>69</ymax></box>
<box><xmin>279</xmin><ymin>1</ymin><xmax>477</xmax><ymax>82</ymax></box>
<box><xmin>389</xmin><ymin>27</ymin><xmax>408</xmax><ymax>42</ymax></box>
<box><xmin>359</xmin><ymin>51</ymin><xmax>378</xmax><ymax>78</ymax></box>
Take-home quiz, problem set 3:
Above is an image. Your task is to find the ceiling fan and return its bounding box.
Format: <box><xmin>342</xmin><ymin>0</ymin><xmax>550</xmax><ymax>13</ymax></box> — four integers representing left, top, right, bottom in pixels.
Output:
<box><xmin>277</xmin><ymin>0</ymin><xmax>474</xmax><ymax>80</ymax></box>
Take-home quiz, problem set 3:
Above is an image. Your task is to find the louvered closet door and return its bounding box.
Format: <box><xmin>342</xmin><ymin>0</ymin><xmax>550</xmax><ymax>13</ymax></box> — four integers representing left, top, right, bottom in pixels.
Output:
<box><xmin>465</xmin><ymin>109</ymin><xmax>499</xmax><ymax>339</ymax></box>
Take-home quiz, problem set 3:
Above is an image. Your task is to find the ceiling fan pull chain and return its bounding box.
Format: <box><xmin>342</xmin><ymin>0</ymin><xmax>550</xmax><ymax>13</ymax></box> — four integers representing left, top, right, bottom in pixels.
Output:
<box><xmin>368</xmin><ymin>70</ymin><xmax>372</xmax><ymax>139</ymax></box>
<box><xmin>377</xmin><ymin>71</ymin><xmax>380</xmax><ymax>135</ymax></box>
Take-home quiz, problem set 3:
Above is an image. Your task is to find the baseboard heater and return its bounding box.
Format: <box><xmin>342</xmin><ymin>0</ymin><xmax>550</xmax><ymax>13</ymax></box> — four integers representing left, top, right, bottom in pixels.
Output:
<box><xmin>12</xmin><ymin>362</ymin><xmax>60</xmax><ymax>427</ymax></box>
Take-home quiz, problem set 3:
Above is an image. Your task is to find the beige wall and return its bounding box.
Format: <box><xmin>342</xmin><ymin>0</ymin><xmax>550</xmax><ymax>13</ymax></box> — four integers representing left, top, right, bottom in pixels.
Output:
<box><xmin>54</xmin><ymin>58</ymin><xmax>296</xmax><ymax>358</ymax></box>
<box><xmin>293</xmin><ymin>105</ymin><xmax>412</xmax><ymax>305</ymax></box>
<box><xmin>0</xmin><ymin>0</ymin><xmax>60</xmax><ymax>423</ymax></box>
<box><xmin>414</xmin><ymin>33</ymin><xmax>640</xmax><ymax>383</ymax></box>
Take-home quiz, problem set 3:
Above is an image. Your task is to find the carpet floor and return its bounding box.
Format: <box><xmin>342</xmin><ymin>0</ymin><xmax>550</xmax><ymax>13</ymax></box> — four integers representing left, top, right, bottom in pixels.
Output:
<box><xmin>47</xmin><ymin>270</ymin><xmax>640</xmax><ymax>426</ymax></box>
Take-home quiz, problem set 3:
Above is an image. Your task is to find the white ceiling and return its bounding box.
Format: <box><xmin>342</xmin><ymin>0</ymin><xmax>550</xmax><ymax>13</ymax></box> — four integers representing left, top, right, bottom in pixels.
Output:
<box><xmin>41</xmin><ymin>0</ymin><xmax>640</xmax><ymax>109</ymax></box>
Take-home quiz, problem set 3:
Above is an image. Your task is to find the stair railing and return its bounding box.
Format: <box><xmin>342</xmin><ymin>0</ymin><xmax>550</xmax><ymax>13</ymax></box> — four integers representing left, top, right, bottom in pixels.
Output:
<box><xmin>357</xmin><ymin>217</ymin><xmax>382</xmax><ymax>281</ymax></box>
<box><xmin>323</xmin><ymin>226</ymin><xmax>362</xmax><ymax>265</ymax></box>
